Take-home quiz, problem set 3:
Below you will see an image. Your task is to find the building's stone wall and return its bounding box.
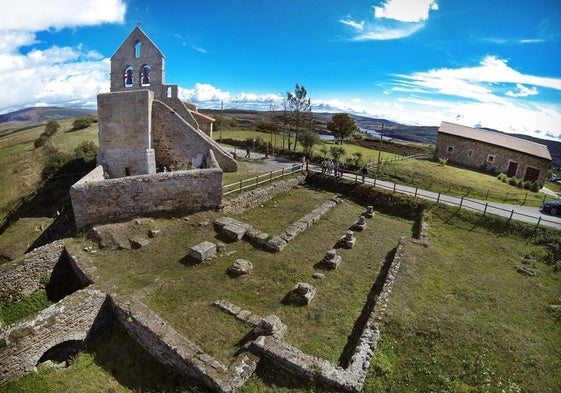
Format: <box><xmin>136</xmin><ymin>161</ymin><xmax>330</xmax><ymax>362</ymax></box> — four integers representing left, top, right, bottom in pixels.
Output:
<box><xmin>151</xmin><ymin>100</ymin><xmax>237</xmax><ymax>172</ymax></box>
<box><xmin>97</xmin><ymin>89</ymin><xmax>156</xmax><ymax>178</ymax></box>
<box><xmin>435</xmin><ymin>133</ymin><xmax>550</xmax><ymax>185</ymax></box>
<box><xmin>0</xmin><ymin>240</ymin><xmax>65</xmax><ymax>305</ymax></box>
<box><xmin>110</xmin><ymin>26</ymin><xmax>165</xmax><ymax>93</ymax></box>
<box><xmin>70</xmin><ymin>161</ymin><xmax>223</xmax><ymax>229</ymax></box>
<box><xmin>0</xmin><ymin>288</ymin><xmax>107</xmax><ymax>385</ymax></box>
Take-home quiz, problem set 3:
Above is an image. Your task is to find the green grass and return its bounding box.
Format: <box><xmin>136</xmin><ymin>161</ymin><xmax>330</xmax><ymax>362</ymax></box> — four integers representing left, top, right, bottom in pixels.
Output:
<box><xmin>85</xmin><ymin>187</ymin><xmax>412</xmax><ymax>366</ymax></box>
<box><xmin>0</xmin><ymin>290</ymin><xmax>53</xmax><ymax>326</ymax></box>
<box><xmin>382</xmin><ymin>158</ymin><xmax>553</xmax><ymax>206</ymax></box>
<box><xmin>363</xmin><ymin>205</ymin><xmax>561</xmax><ymax>392</ymax></box>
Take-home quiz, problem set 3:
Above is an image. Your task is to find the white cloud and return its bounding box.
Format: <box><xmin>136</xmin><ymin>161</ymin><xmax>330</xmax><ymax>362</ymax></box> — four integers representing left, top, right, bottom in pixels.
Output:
<box><xmin>374</xmin><ymin>0</ymin><xmax>438</xmax><ymax>23</ymax></box>
<box><xmin>341</xmin><ymin>0</ymin><xmax>438</xmax><ymax>41</ymax></box>
<box><xmin>340</xmin><ymin>19</ymin><xmax>364</xmax><ymax>31</ymax></box>
<box><xmin>506</xmin><ymin>83</ymin><xmax>538</xmax><ymax>98</ymax></box>
<box><xmin>179</xmin><ymin>83</ymin><xmax>231</xmax><ymax>103</ymax></box>
<box><xmin>0</xmin><ymin>0</ymin><xmax>126</xmax><ymax>31</ymax></box>
<box><xmin>0</xmin><ymin>0</ymin><xmax>126</xmax><ymax>114</ymax></box>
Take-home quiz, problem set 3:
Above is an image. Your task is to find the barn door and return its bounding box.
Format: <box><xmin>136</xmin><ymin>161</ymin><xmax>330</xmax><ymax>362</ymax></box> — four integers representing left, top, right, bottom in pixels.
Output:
<box><xmin>506</xmin><ymin>161</ymin><xmax>518</xmax><ymax>177</ymax></box>
<box><xmin>524</xmin><ymin>167</ymin><xmax>540</xmax><ymax>182</ymax></box>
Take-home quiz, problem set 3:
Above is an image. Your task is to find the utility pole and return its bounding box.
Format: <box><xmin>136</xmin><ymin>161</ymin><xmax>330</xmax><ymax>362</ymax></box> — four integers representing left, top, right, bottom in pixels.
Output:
<box><xmin>219</xmin><ymin>101</ymin><xmax>223</xmax><ymax>143</ymax></box>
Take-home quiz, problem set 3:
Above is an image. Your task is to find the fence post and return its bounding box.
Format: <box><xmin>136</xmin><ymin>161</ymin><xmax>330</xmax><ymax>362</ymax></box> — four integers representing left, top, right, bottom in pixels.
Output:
<box><xmin>484</xmin><ymin>203</ymin><xmax>488</xmax><ymax>215</ymax></box>
<box><xmin>239</xmin><ymin>179</ymin><xmax>242</xmax><ymax>192</ymax></box>
<box><xmin>414</xmin><ymin>187</ymin><xmax>418</xmax><ymax>198</ymax></box>
<box><xmin>523</xmin><ymin>193</ymin><xmax>527</xmax><ymax>205</ymax></box>
<box><xmin>437</xmin><ymin>193</ymin><xmax>441</xmax><ymax>203</ymax></box>
<box><xmin>255</xmin><ymin>175</ymin><xmax>259</xmax><ymax>189</ymax></box>
<box><xmin>509</xmin><ymin>209</ymin><xmax>514</xmax><ymax>222</ymax></box>
<box><xmin>459</xmin><ymin>196</ymin><xmax>464</xmax><ymax>208</ymax></box>
<box><xmin>393</xmin><ymin>182</ymin><xmax>396</xmax><ymax>193</ymax></box>
<box><xmin>281</xmin><ymin>168</ymin><xmax>284</xmax><ymax>179</ymax></box>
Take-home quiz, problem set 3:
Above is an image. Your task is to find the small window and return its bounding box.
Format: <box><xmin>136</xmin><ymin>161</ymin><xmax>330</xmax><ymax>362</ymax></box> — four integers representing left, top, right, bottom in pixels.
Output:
<box><xmin>134</xmin><ymin>40</ymin><xmax>141</xmax><ymax>58</ymax></box>
<box><xmin>124</xmin><ymin>65</ymin><xmax>134</xmax><ymax>88</ymax></box>
<box><xmin>487</xmin><ymin>154</ymin><xmax>495</xmax><ymax>163</ymax></box>
<box><xmin>468</xmin><ymin>150</ymin><xmax>473</xmax><ymax>157</ymax></box>
<box><xmin>167</xmin><ymin>86</ymin><xmax>172</xmax><ymax>98</ymax></box>
<box><xmin>447</xmin><ymin>146</ymin><xmax>454</xmax><ymax>153</ymax></box>
<box><xmin>125</xmin><ymin>167</ymin><xmax>131</xmax><ymax>176</ymax></box>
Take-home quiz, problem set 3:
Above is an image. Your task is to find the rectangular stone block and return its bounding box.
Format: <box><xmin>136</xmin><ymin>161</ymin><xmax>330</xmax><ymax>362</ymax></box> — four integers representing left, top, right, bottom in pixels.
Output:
<box><xmin>189</xmin><ymin>241</ymin><xmax>216</xmax><ymax>261</ymax></box>
<box><xmin>222</xmin><ymin>223</ymin><xmax>249</xmax><ymax>241</ymax></box>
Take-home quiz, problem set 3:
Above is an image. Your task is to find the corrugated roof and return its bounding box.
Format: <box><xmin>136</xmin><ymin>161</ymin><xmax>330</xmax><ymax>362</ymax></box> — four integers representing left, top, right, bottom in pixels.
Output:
<box><xmin>438</xmin><ymin>121</ymin><xmax>551</xmax><ymax>160</ymax></box>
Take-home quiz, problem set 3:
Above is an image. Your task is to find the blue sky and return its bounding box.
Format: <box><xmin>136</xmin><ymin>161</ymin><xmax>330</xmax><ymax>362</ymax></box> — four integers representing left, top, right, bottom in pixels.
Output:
<box><xmin>1</xmin><ymin>0</ymin><xmax>560</xmax><ymax>140</ymax></box>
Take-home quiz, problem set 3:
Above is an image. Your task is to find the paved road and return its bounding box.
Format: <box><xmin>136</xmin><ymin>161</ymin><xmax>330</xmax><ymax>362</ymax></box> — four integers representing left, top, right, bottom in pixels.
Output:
<box><xmin>222</xmin><ymin>145</ymin><xmax>561</xmax><ymax>230</ymax></box>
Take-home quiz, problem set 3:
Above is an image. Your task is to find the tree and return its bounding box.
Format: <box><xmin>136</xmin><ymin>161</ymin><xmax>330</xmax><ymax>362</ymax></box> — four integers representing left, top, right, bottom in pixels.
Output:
<box><xmin>329</xmin><ymin>146</ymin><xmax>346</xmax><ymax>161</ymax></box>
<box><xmin>286</xmin><ymin>84</ymin><xmax>312</xmax><ymax>151</ymax></box>
<box><xmin>74</xmin><ymin>140</ymin><xmax>99</xmax><ymax>163</ymax></box>
<box><xmin>327</xmin><ymin>113</ymin><xmax>357</xmax><ymax>144</ymax></box>
<box><xmin>299</xmin><ymin>130</ymin><xmax>321</xmax><ymax>158</ymax></box>
<box><xmin>44</xmin><ymin>120</ymin><xmax>60</xmax><ymax>137</ymax></box>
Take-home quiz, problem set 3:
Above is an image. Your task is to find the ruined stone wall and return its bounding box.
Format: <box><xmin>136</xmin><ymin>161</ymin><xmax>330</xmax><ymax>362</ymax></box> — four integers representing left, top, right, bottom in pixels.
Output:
<box><xmin>70</xmin><ymin>163</ymin><xmax>223</xmax><ymax>229</ymax></box>
<box><xmin>97</xmin><ymin>89</ymin><xmax>156</xmax><ymax>178</ymax></box>
<box><xmin>151</xmin><ymin>100</ymin><xmax>237</xmax><ymax>172</ymax></box>
<box><xmin>0</xmin><ymin>240</ymin><xmax>65</xmax><ymax>305</ymax></box>
<box><xmin>435</xmin><ymin>133</ymin><xmax>550</xmax><ymax>185</ymax></box>
<box><xmin>0</xmin><ymin>289</ymin><xmax>107</xmax><ymax>385</ymax></box>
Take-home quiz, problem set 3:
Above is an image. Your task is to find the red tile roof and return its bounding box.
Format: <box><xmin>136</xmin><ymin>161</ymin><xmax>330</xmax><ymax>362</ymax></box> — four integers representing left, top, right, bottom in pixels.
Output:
<box><xmin>438</xmin><ymin>121</ymin><xmax>551</xmax><ymax>160</ymax></box>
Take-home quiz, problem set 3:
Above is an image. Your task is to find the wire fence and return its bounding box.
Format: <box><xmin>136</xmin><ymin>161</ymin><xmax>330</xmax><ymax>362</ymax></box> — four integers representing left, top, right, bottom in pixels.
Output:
<box><xmin>340</xmin><ymin>168</ymin><xmax>561</xmax><ymax>230</ymax></box>
<box><xmin>223</xmin><ymin>163</ymin><xmax>304</xmax><ymax>196</ymax></box>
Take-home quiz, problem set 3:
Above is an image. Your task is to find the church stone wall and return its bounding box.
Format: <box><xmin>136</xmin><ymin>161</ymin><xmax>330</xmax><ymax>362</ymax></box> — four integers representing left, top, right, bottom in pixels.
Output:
<box><xmin>70</xmin><ymin>161</ymin><xmax>223</xmax><ymax>229</ymax></box>
<box><xmin>97</xmin><ymin>89</ymin><xmax>156</xmax><ymax>178</ymax></box>
<box><xmin>152</xmin><ymin>100</ymin><xmax>237</xmax><ymax>172</ymax></box>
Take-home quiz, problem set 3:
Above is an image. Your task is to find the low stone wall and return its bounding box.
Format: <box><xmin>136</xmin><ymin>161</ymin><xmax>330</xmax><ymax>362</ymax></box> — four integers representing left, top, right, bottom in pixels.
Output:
<box><xmin>109</xmin><ymin>295</ymin><xmax>258</xmax><ymax>393</ymax></box>
<box><xmin>0</xmin><ymin>288</ymin><xmax>107</xmax><ymax>385</ymax></box>
<box><xmin>250</xmin><ymin>235</ymin><xmax>419</xmax><ymax>393</ymax></box>
<box><xmin>0</xmin><ymin>240</ymin><xmax>66</xmax><ymax>305</ymax></box>
<box><xmin>221</xmin><ymin>175</ymin><xmax>305</xmax><ymax>214</ymax></box>
<box><xmin>70</xmin><ymin>161</ymin><xmax>223</xmax><ymax>229</ymax></box>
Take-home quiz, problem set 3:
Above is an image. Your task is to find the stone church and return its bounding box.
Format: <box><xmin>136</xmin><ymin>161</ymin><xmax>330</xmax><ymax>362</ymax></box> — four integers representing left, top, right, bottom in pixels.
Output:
<box><xmin>70</xmin><ymin>26</ymin><xmax>237</xmax><ymax>229</ymax></box>
<box><xmin>97</xmin><ymin>25</ymin><xmax>237</xmax><ymax>177</ymax></box>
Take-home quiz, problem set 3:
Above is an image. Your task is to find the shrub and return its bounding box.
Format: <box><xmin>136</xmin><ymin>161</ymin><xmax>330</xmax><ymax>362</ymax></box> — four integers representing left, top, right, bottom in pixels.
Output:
<box><xmin>497</xmin><ymin>173</ymin><xmax>508</xmax><ymax>183</ymax></box>
<box><xmin>71</xmin><ymin>116</ymin><xmax>94</xmax><ymax>131</ymax></box>
<box><xmin>74</xmin><ymin>140</ymin><xmax>98</xmax><ymax>162</ymax></box>
<box><xmin>41</xmin><ymin>151</ymin><xmax>73</xmax><ymax>180</ymax></box>
<box><xmin>34</xmin><ymin>134</ymin><xmax>49</xmax><ymax>149</ymax></box>
<box><xmin>44</xmin><ymin>120</ymin><xmax>60</xmax><ymax>137</ymax></box>
<box><xmin>438</xmin><ymin>157</ymin><xmax>448</xmax><ymax>166</ymax></box>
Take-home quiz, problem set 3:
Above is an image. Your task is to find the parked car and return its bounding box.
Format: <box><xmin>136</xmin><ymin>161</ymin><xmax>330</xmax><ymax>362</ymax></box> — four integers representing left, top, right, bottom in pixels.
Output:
<box><xmin>542</xmin><ymin>199</ymin><xmax>561</xmax><ymax>215</ymax></box>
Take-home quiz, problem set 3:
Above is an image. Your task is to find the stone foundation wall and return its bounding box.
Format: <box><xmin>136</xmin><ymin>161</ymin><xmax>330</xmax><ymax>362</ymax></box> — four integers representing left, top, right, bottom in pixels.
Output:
<box><xmin>70</xmin><ymin>161</ymin><xmax>223</xmax><ymax>229</ymax></box>
<box><xmin>0</xmin><ymin>288</ymin><xmax>107</xmax><ymax>385</ymax></box>
<box><xmin>0</xmin><ymin>240</ymin><xmax>66</xmax><ymax>305</ymax></box>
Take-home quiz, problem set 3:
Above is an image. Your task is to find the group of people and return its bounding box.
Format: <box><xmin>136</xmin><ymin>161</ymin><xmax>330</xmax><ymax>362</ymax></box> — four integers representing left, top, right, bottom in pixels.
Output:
<box><xmin>320</xmin><ymin>159</ymin><xmax>345</xmax><ymax>177</ymax></box>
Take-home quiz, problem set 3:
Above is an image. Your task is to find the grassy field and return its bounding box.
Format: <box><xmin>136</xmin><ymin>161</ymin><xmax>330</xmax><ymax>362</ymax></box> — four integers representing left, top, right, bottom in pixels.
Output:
<box><xmin>364</xmin><ymin>205</ymin><xmax>561</xmax><ymax>392</ymax></box>
<box><xmin>382</xmin><ymin>157</ymin><xmax>555</xmax><ymax>206</ymax></box>
<box><xmin>3</xmin><ymin>186</ymin><xmax>560</xmax><ymax>392</ymax></box>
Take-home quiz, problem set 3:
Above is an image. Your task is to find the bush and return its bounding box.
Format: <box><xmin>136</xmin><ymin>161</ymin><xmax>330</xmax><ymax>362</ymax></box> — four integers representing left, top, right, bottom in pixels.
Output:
<box><xmin>44</xmin><ymin>120</ymin><xmax>60</xmax><ymax>137</ymax></box>
<box><xmin>71</xmin><ymin>116</ymin><xmax>95</xmax><ymax>131</ymax></box>
<box><xmin>74</xmin><ymin>140</ymin><xmax>98</xmax><ymax>162</ymax></box>
<box><xmin>41</xmin><ymin>151</ymin><xmax>73</xmax><ymax>180</ymax></box>
<box><xmin>438</xmin><ymin>157</ymin><xmax>448</xmax><ymax>166</ymax></box>
<box><xmin>34</xmin><ymin>134</ymin><xmax>49</xmax><ymax>149</ymax></box>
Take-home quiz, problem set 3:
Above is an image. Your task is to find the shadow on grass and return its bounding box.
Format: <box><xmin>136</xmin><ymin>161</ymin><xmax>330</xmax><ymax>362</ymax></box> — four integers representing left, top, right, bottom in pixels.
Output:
<box><xmin>338</xmin><ymin>246</ymin><xmax>397</xmax><ymax>368</ymax></box>
<box><xmin>85</xmin><ymin>310</ymin><xmax>209</xmax><ymax>393</ymax></box>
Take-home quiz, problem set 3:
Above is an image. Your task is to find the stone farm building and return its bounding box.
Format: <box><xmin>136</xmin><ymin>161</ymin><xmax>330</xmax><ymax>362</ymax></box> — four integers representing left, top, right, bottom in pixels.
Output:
<box><xmin>70</xmin><ymin>26</ymin><xmax>237</xmax><ymax>229</ymax></box>
<box><xmin>435</xmin><ymin>121</ymin><xmax>551</xmax><ymax>186</ymax></box>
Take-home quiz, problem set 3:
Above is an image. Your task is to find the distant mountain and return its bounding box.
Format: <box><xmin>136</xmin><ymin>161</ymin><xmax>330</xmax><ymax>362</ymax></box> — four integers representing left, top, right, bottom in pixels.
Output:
<box><xmin>0</xmin><ymin>107</ymin><xmax>96</xmax><ymax>123</ymax></box>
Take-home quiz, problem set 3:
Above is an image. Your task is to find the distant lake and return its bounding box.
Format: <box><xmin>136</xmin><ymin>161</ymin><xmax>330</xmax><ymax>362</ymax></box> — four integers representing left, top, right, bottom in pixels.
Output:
<box><xmin>319</xmin><ymin>128</ymin><xmax>392</xmax><ymax>141</ymax></box>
